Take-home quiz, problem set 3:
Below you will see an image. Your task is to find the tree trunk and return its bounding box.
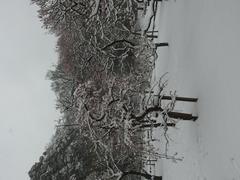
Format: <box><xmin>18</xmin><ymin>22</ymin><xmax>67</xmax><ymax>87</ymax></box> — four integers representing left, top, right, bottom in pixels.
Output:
<box><xmin>138</xmin><ymin>123</ymin><xmax>175</xmax><ymax>128</ymax></box>
<box><xmin>147</xmin><ymin>34</ymin><xmax>158</xmax><ymax>38</ymax></box>
<box><xmin>155</xmin><ymin>43</ymin><xmax>169</xmax><ymax>48</ymax></box>
<box><xmin>146</xmin><ymin>30</ymin><xmax>158</xmax><ymax>34</ymax></box>
<box><xmin>159</xmin><ymin>95</ymin><xmax>198</xmax><ymax>102</ymax></box>
<box><xmin>167</xmin><ymin>111</ymin><xmax>198</xmax><ymax>121</ymax></box>
<box><xmin>133</xmin><ymin>106</ymin><xmax>198</xmax><ymax>121</ymax></box>
<box><xmin>120</xmin><ymin>171</ymin><xmax>162</xmax><ymax>180</ymax></box>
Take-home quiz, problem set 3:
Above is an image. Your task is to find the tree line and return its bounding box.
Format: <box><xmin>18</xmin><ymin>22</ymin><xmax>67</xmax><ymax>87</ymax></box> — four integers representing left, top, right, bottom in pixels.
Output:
<box><xmin>29</xmin><ymin>0</ymin><xmax>187</xmax><ymax>179</ymax></box>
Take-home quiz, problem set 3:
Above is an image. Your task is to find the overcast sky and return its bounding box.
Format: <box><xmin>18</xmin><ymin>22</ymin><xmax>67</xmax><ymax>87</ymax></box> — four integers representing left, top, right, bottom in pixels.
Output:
<box><xmin>0</xmin><ymin>1</ymin><xmax>59</xmax><ymax>179</ymax></box>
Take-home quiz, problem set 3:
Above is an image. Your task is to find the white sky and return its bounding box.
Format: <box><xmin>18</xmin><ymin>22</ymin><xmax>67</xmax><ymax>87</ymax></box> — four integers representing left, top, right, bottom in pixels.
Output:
<box><xmin>0</xmin><ymin>1</ymin><xmax>59</xmax><ymax>180</ymax></box>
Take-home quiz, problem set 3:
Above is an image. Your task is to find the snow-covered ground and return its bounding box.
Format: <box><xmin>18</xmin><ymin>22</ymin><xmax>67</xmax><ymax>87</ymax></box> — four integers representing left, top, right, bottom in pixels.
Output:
<box><xmin>140</xmin><ymin>0</ymin><xmax>240</xmax><ymax>179</ymax></box>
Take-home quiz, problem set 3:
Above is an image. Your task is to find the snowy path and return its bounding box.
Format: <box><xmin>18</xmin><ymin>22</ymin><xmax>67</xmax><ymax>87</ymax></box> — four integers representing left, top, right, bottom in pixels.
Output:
<box><xmin>141</xmin><ymin>0</ymin><xmax>240</xmax><ymax>179</ymax></box>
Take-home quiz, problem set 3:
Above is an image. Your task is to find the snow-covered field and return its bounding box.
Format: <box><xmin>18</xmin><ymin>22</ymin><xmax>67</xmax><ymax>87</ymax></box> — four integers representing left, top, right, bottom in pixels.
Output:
<box><xmin>140</xmin><ymin>0</ymin><xmax>240</xmax><ymax>179</ymax></box>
